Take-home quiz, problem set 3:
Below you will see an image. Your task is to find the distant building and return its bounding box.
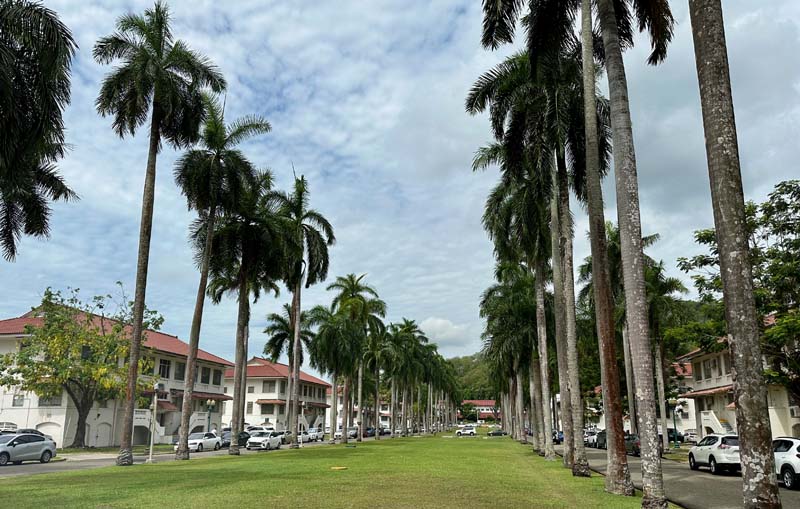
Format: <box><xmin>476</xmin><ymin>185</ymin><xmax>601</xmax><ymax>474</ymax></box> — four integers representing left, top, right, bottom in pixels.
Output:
<box><xmin>220</xmin><ymin>357</ymin><xmax>330</xmax><ymax>431</ymax></box>
<box><xmin>459</xmin><ymin>399</ymin><xmax>500</xmax><ymax>422</ymax></box>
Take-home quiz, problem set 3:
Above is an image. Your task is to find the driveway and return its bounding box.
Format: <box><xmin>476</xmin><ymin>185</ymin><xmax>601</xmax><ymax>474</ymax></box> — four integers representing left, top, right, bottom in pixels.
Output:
<box><xmin>577</xmin><ymin>446</ymin><xmax>800</xmax><ymax>509</ymax></box>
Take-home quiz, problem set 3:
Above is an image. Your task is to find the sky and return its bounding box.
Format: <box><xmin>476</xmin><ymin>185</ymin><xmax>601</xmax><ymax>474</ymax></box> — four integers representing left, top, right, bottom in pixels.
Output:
<box><xmin>1</xmin><ymin>1</ymin><xmax>798</xmax><ymax>369</ymax></box>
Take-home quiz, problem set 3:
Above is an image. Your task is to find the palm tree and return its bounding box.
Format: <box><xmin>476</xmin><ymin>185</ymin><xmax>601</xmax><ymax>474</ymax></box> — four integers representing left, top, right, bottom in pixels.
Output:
<box><xmin>206</xmin><ymin>171</ymin><xmax>291</xmax><ymax>454</ymax></box>
<box><xmin>93</xmin><ymin>1</ymin><xmax>226</xmax><ymax>466</ymax></box>
<box><xmin>364</xmin><ymin>327</ymin><xmax>392</xmax><ymax>440</ymax></box>
<box><xmin>173</xmin><ymin>95</ymin><xmax>268</xmax><ymax>460</ymax></box>
<box><xmin>327</xmin><ymin>274</ymin><xmax>386</xmax><ymax>441</ymax></box>
<box><xmin>263</xmin><ymin>303</ymin><xmax>313</xmax><ymax>367</ymax></box>
<box><xmin>269</xmin><ymin>176</ymin><xmax>334</xmax><ymax>447</ymax></box>
<box><xmin>0</xmin><ymin>0</ymin><xmax>78</xmax><ymax>260</ymax></box>
<box><xmin>687</xmin><ymin>3</ymin><xmax>781</xmax><ymax>507</ymax></box>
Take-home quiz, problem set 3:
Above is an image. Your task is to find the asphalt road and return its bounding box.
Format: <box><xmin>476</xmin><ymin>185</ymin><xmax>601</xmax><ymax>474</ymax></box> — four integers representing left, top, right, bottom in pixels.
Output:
<box><xmin>0</xmin><ymin>437</ymin><xmax>354</xmax><ymax>479</ymax></box>
<box><xmin>579</xmin><ymin>446</ymin><xmax>800</xmax><ymax>509</ymax></box>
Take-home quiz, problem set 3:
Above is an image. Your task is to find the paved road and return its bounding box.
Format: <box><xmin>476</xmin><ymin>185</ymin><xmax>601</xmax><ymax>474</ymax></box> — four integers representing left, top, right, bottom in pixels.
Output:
<box><xmin>0</xmin><ymin>437</ymin><xmax>358</xmax><ymax>479</ymax></box>
<box><xmin>578</xmin><ymin>446</ymin><xmax>800</xmax><ymax>509</ymax></box>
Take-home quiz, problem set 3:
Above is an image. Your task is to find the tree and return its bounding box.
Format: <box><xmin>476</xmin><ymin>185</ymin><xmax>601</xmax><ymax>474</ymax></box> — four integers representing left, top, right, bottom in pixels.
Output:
<box><xmin>270</xmin><ymin>176</ymin><xmax>334</xmax><ymax>447</ymax></box>
<box><xmin>0</xmin><ymin>288</ymin><xmax>161</xmax><ymax>448</ymax></box>
<box><xmin>173</xmin><ymin>95</ymin><xmax>267</xmax><ymax>460</ymax></box>
<box><xmin>263</xmin><ymin>303</ymin><xmax>313</xmax><ymax>368</ymax></box>
<box><xmin>93</xmin><ymin>1</ymin><xmax>226</xmax><ymax>466</ymax></box>
<box><xmin>0</xmin><ymin>0</ymin><xmax>78</xmax><ymax>260</ymax></box>
<box><xmin>206</xmin><ymin>171</ymin><xmax>290</xmax><ymax>454</ymax></box>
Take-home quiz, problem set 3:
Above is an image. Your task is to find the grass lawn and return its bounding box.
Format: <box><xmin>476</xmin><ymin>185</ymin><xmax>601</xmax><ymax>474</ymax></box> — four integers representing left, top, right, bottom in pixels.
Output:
<box><xmin>58</xmin><ymin>444</ymin><xmax>175</xmax><ymax>455</ymax></box>
<box><xmin>4</xmin><ymin>435</ymin><xmax>651</xmax><ymax>508</ymax></box>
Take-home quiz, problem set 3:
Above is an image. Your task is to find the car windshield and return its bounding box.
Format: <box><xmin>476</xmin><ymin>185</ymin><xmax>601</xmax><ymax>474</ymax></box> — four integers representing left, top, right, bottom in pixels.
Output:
<box><xmin>722</xmin><ymin>437</ymin><xmax>739</xmax><ymax>446</ymax></box>
<box><xmin>0</xmin><ymin>435</ymin><xmax>13</xmax><ymax>444</ymax></box>
<box><xmin>189</xmin><ymin>433</ymin><xmax>204</xmax><ymax>439</ymax></box>
<box><xmin>251</xmin><ymin>432</ymin><xmax>267</xmax><ymax>437</ymax></box>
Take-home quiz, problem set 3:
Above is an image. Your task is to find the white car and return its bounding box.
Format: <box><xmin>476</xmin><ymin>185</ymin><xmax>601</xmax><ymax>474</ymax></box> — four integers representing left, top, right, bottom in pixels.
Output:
<box><xmin>246</xmin><ymin>431</ymin><xmax>282</xmax><ymax>451</ymax></box>
<box><xmin>174</xmin><ymin>432</ymin><xmax>221</xmax><ymax>452</ymax></box>
<box><xmin>684</xmin><ymin>428</ymin><xmax>698</xmax><ymax>444</ymax></box>
<box><xmin>457</xmin><ymin>426</ymin><xmax>476</xmax><ymax>437</ymax></box>
<box><xmin>773</xmin><ymin>437</ymin><xmax>800</xmax><ymax>490</ymax></box>
<box><xmin>246</xmin><ymin>425</ymin><xmax>274</xmax><ymax>434</ymax></box>
<box><xmin>307</xmin><ymin>428</ymin><xmax>323</xmax><ymax>441</ymax></box>
<box><xmin>688</xmin><ymin>434</ymin><xmax>740</xmax><ymax>474</ymax></box>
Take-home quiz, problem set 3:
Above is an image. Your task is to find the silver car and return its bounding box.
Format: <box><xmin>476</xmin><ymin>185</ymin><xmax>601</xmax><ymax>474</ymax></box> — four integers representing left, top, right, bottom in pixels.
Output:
<box><xmin>0</xmin><ymin>433</ymin><xmax>56</xmax><ymax>465</ymax></box>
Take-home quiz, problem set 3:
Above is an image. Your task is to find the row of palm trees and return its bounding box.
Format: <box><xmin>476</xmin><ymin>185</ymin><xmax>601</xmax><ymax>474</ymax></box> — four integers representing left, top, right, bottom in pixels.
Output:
<box><xmin>472</xmin><ymin>1</ymin><xmax>781</xmax><ymax>508</ymax></box>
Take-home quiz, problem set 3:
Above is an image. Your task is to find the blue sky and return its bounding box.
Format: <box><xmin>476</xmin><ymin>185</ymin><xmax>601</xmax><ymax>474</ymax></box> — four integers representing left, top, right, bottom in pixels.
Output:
<box><xmin>1</xmin><ymin>0</ymin><xmax>798</xmax><ymax>367</ymax></box>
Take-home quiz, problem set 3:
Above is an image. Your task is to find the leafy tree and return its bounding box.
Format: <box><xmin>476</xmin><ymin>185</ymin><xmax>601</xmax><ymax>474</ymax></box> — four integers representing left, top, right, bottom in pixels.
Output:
<box><xmin>447</xmin><ymin>354</ymin><xmax>493</xmax><ymax>400</ymax></box>
<box><xmin>93</xmin><ymin>1</ymin><xmax>226</xmax><ymax>466</ymax></box>
<box><xmin>263</xmin><ymin>303</ymin><xmax>313</xmax><ymax>368</ymax></box>
<box><xmin>0</xmin><ymin>288</ymin><xmax>161</xmax><ymax>448</ymax></box>
<box><xmin>0</xmin><ymin>0</ymin><xmax>78</xmax><ymax>260</ymax></box>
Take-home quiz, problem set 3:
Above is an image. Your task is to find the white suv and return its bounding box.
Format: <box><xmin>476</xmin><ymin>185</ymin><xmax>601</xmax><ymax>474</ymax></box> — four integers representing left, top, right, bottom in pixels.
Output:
<box><xmin>689</xmin><ymin>434</ymin><xmax>740</xmax><ymax>475</ymax></box>
<box><xmin>456</xmin><ymin>426</ymin><xmax>476</xmax><ymax>437</ymax></box>
<box><xmin>773</xmin><ymin>437</ymin><xmax>800</xmax><ymax>490</ymax></box>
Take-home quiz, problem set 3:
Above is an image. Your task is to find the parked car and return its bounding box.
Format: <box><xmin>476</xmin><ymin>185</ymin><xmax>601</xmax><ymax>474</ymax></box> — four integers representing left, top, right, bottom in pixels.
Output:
<box><xmin>624</xmin><ymin>434</ymin><xmax>641</xmax><ymax>456</ymax></box>
<box><xmin>773</xmin><ymin>437</ymin><xmax>800</xmax><ymax>490</ymax></box>
<box><xmin>0</xmin><ymin>433</ymin><xmax>56</xmax><ymax>465</ymax></box>
<box><xmin>684</xmin><ymin>428</ymin><xmax>698</xmax><ymax>444</ymax></box>
<box><xmin>246</xmin><ymin>425</ymin><xmax>274</xmax><ymax>434</ymax></box>
<box><xmin>584</xmin><ymin>430</ymin><xmax>598</xmax><ymax>447</ymax></box>
<box><xmin>307</xmin><ymin>428</ymin><xmax>323</xmax><ymax>441</ymax></box>
<box><xmin>595</xmin><ymin>430</ymin><xmax>607</xmax><ymax>449</ymax></box>
<box><xmin>173</xmin><ymin>432</ymin><xmax>221</xmax><ymax>452</ymax></box>
<box><xmin>220</xmin><ymin>431</ymin><xmax>249</xmax><ymax>448</ymax></box>
<box><xmin>689</xmin><ymin>434</ymin><xmax>740</xmax><ymax>474</ymax></box>
<box><xmin>347</xmin><ymin>427</ymin><xmax>358</xmax><ymax>439</ymax></box>
<box><xmin>552</xmin><ymin>430</ymin><xmax>564</xmax><ymax>444</ymax></box>
<box><xmin>457</xmin><ymin>426</ymin><xmax>476</xmax><ymax>437</ymax></box>
<box><xmin>333</xmin><ymin>428</ymin><xmax>343</xmax><ymax>440</ymax></box>
<box><xmin>362</xmin><ymin>427</ymin><xmax>376</xmax><ymax>438</ymax></box>
<box><xmin>298</xmin><ymin>430</ymin><xmax>311</xmax><ymax>443</ymax></box>
<box><xmin>487</xmin><ymin>429</ymin><xmax>507</xmax><ymax>437</ymax></box>
<box><xmin>378</xmin><ymin>427</ymin><xmax>391</xmax><ymax>436</ymax></box>
<box><xmin>247</xmin><ymin>431</ymin><xmax>282</xmax><ymax>451</ymax></box>
<box><xmin>659</xmin><ymin>428</ymin><xmax>684</xmax><ymax>444</ymax></box>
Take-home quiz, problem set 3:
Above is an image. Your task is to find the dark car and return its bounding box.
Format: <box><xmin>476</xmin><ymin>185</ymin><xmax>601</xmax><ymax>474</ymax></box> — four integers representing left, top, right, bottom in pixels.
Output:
<box><xmin>625</xmin><ymin>434</ymin><xmax>641</xmax><ymax>456</ymax></box>
<box><xmin>378</xmin><ymin>428</ymin><xmax>391</xmax><ymax>436</ymax></box>
<box><xmin>659</xmin><ymin>428</ymin><xmax>684</xmax><ymax>444</ymax></box>
<box><xmin>362</xmin><ymin>427</ymin><xmax>376</xmax><ymax>438</ymax></box>
<box><xmin>487</xmin><ymin>429</ymin><xmax>508</xmax><ymax>437</ymax></box>
<box><xmin>596</xmin><ymin>430</ymin><xmax>607</xmax><ymax>449</ymax></box>
<box><xmin>220</xmin><ymin>431</ymin><xmax>249</xmax><ymax>448</ymax></box>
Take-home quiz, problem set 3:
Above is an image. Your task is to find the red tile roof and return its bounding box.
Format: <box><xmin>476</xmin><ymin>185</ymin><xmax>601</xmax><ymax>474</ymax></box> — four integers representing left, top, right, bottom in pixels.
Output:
<box><xmin>255</xmin><ymin>399</ymin><xmax>286</xmax><ymax>405</ymax></box>
<box><xmin>462</xmin><ymin>399</ymin><xmax>496</xmax><ymax>407</ymax></box>
<box><xmin>171</xmin><ymin>389</ymin><xmax>232</xmax><ymax>401</ymax></box>
<box><xmin>680</xmin><ymin>384</ymin><xmax>733</xmax><ymax>398</ymax></box>
<box><xmin>224</xmin><ymin>357</ymin><xmax>330</xmax><ymax>387</ymax></box>
<box><xmin>672</xmin><ymin>362</ymin><xmax>693</xmax><ymax>377</ymax></box>
<box><xmin>0</xmin><ymin>312</ymin><xmax>232</xmax><ymax>366</ymax></box>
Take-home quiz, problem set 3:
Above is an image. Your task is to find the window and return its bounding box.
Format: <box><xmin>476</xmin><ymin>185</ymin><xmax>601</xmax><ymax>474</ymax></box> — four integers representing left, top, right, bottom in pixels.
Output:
<box><xmin>723</xmin><ymin>352</ymin><xmax>731</xmax><ymax>375</ymax></box>
<box><xmin>224</xmin><ymin>386</ymin><xmax>228</xmax><ymax>393</ymax></box>
<box><xmin>262</xmin><ymin>380</ymin><xmax>276</xmax><ymax>393</ymax></box>
<box><xmin>212</xmin><ymin>370</ymin><xmax>222</xmax><ymax>386</ymax></box>
<box><xmin>246</xmin><ymin>402</ymin><xmax>253</xmax><ymax>414</ymax></box>
<box><xmin>302</xmin><ymin>385</ymin><xmax>308</xmax><ymax>397</ymax></box>
<box><xmin>261</xmin><ymin>404</ymin><xmax>274</xmax><ymax>415</ymax></box>
<box><xmin>144</xmin><ymin>356</ymin><xmax>156</xmax><ymax>375</ymax></box>
<box><xmin>247</xmin><ymin>386</ymin><xmax>255</xmax><ymax>394</ymax></box>
<box><xmin>279</xmin><ymin>381</ymin><xmax>286</xmax><ymax>394</ymax></box>
<box><xmin>693</xmin><ymin>362</ymin><xmax>701</xmax><ymax>382</ymax></box>
<box><xmin>702</xmin><ymin>359</ymin><xmax>713</xmax><ymax>380</ymax></box>
<box><xmin>12</xmin><ymin>392</ymin><xmax>24</xmax><ymax>407</ymax></box>
<box><xmin>38</xmin><ymin>393</ymin><xmax>62</xmax><ymax>407</ymax></box>
<box><xmin>159</xmin><ymin>359</ymin><xmax>171</xmax><ymax>379</ymax></box>
<box><xmin>201</xmin><ymin>367</ymin><xmax>211</xmax><ymax>384</ymax></box>
<box><xmin>175</xmin><ymin>362</ymin><xmax>186</xmax><ymax>381</ymax></box>
<box><xmin>773</xmin><ymin>440</ymin><xmax>793</xmax><ymax>453</ymax></box>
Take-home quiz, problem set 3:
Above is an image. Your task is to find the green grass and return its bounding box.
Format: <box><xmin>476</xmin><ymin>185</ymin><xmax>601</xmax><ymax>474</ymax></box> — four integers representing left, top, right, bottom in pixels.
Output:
<box><xmin>4</xmin><ymin>436</ymin><xmax>651</xmax><ymax>508</ymax></box>
<box><xmin>58</xmin><ymin>444</ymin><xmax>175</xmax><ymax>455</ymax></box>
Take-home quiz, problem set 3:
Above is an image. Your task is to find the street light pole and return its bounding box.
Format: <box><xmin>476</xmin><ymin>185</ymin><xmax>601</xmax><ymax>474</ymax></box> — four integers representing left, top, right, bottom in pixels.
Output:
<box><xmin>206</xmin><ymin>399</ymin><xmax>215</xmax><ymax>432</ymax></box>
<box><xmin>147</xmin><ymin>381</ymin><xmax>158</xmax><ymax>464</ymax></box>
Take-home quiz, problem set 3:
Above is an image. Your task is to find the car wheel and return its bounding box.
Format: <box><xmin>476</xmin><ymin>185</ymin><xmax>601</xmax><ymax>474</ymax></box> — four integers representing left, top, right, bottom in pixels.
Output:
<box><xmin>40</xmin><ymin>451</ymin><xmax>52</xmax><ymax>464</ymax></box>
<box><xmin>214</xmin><ymin>442</ymin><xmax>220</xmax><ymax>451</ymax></box>
<box><xmin>197</xmin><ymin>444</ymin><xmax>203</xmax><ymax>452</ymax></box>
<box><xmin>0</xmin><ymin>453</ymin><xmax>8</xmax><ymax>466</ymax></box>
<box><xmin>266</xmin><ymin>443</ymin><xmax>271</xmax><ymax>451</ymax></box>
<box><xmin>783</xmin><ymin>466</ymin><xmax>797</xmax><ymax>490</ymax></box>
<box><xmin>689</xmin><ymin>454</ymin><xmax>698</xmax><ymax>471</ymax></box>
<box><xmin>709</xmin><ymin>457</ymin><xmax>719</xmax><ymax>475</ymax></box>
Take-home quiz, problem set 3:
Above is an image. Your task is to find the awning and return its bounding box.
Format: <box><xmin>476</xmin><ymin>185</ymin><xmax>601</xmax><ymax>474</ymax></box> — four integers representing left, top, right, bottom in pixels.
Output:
<box><xmin>680</xmin><ymin>384</ymin><xmax>733</xmax><ymax>398</ymax></box>
<box><xmin>256</xmin><ymin>399</ymin><xmax>286</xmax><ymax>405</ymax></box>
<box><xmin>726</xmin><ymin>402</ymin><xmax>736</xmax><ymax>410</ymax></box>
<box><xmin>171</xmin><ymin>389</ymin><xmax>232</xmax><ymax>401</ymax></box>
<box><xmin>305</xmin><ymin>401</ymin><xmax>330</xmax><ymax>409</ymax></box>
<box><xmin>157</xmin><ymin>400</ymin><xmax>179</xmax><ymax>412</ymax></box>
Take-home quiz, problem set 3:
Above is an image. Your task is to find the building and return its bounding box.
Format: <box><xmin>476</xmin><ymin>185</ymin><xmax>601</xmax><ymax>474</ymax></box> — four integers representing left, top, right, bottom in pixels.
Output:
<box><xmin>220</xmin><ymin>357</ymin><xmax>330</xmax><ymax>431</ymax></box>
<box><xmin>665</xmin><ymin>361</ymin><xmax>697</xmax><ymax>434</ymax></box>
<box><xmin>0</xmin><ymin>310</ymin><xmax>232</xmax><ymax>447</ymax></box>
<box><xmin>323</xmin><ymin>388</ymin><xmax>390</xmax><ymax>432</ymax></box>
<box><xmin>678</xmin><ymin>345</ymin><xmax>800</xmax><ymax>440</ymax></box>
<box><xmin>459</xmin><ymin>399</ymin><xmax>500</xmax><ymax>422</ymax></box>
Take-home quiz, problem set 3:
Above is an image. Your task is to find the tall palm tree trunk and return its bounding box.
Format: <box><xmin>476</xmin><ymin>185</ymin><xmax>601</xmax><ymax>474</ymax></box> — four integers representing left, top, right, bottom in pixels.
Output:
<box><xmin>528</xmin><ymin>361</ymin><xmax>540</xmax><ymax>451</ymax></box>
<box><xmin>622</xmin><ymin>324</ymin><xmax>638</xmax><ymax>434</ymax></box>
<box><xmin>654</xmin><ymin>343</ymin><xmax>669</xmax><ymax>451</ymax></box>
<box><xmin>228</xmin><ymin>277</ymin><xmax>249</xmax><ymax>455</ymax></box>
<box><xmin>390</xmin><ymin>379</ymin><xmax>396</xmax><ymax>437</ymax></box>
<box><xmin>580</xmin><ymin>0</ymin><xmax>633</xmax><ymax>494</ymax></box>
<box><xmin>515</xmin><ymin>371</ymin><xmax>526</xmax><ymax>443</ymax></box>
<box><xmin>289</xmin><ymin>280</ymin><xmax>303</xmax><ymax>448</ymax></box>
<box><xmin>329</xmin><ymin>373</ymin><xmax>338</xmax><ymax>443</ymax></box>
<box><xmin>596</xmin><ymin>0</ymin><xmax>665</xmax><ymax>505</ymax></box>
<box><xmin>687</xmin><ymin>3</ymin><xmax>781</xmax><ymax>506</ymax></box>
<box><xmin>557</xmin><ymin>154</ymin><xmax>590</xmax><ymax>477</ymax></box>
<box><xmin>342</xmin><ymin>377</ymin><xmax>351</xmax><ymax>444</ymax></box>
<box><xmin>535</xmin><ymin>261</ymin><xmax>555</xmax><ymax>460</ymax></box>
<box><xmin>375</xmin><ymin>364</ymin><xmax>381</xmax><ymax>440</ymax></box>
<box><xmin>401</xmin><ymin>386</ymin><xmax>408</xmax><ymax>436</ymax></box>
<box><xmin>356</xmin><ymin>361</ymin><xmax>363</xmax><ymax>442</ymax></box>
<box><xmin>532</xmin><ymin>354</ymin><xmax>546</xmax><ymax>456</ymax></box>
<box><xmin>176</xmin><ymin>207</ymin><xmax>216</xmax><ymax>460</ymax></box>
<box><xmin>550</xmin><ymin>171</ymin><xmax>573</xmax><ymax>466</ymax></box>
<box><xmin>117</xmin><ymin>107</ymin><xmax>162</xmax><ymax>467</ymax></box>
